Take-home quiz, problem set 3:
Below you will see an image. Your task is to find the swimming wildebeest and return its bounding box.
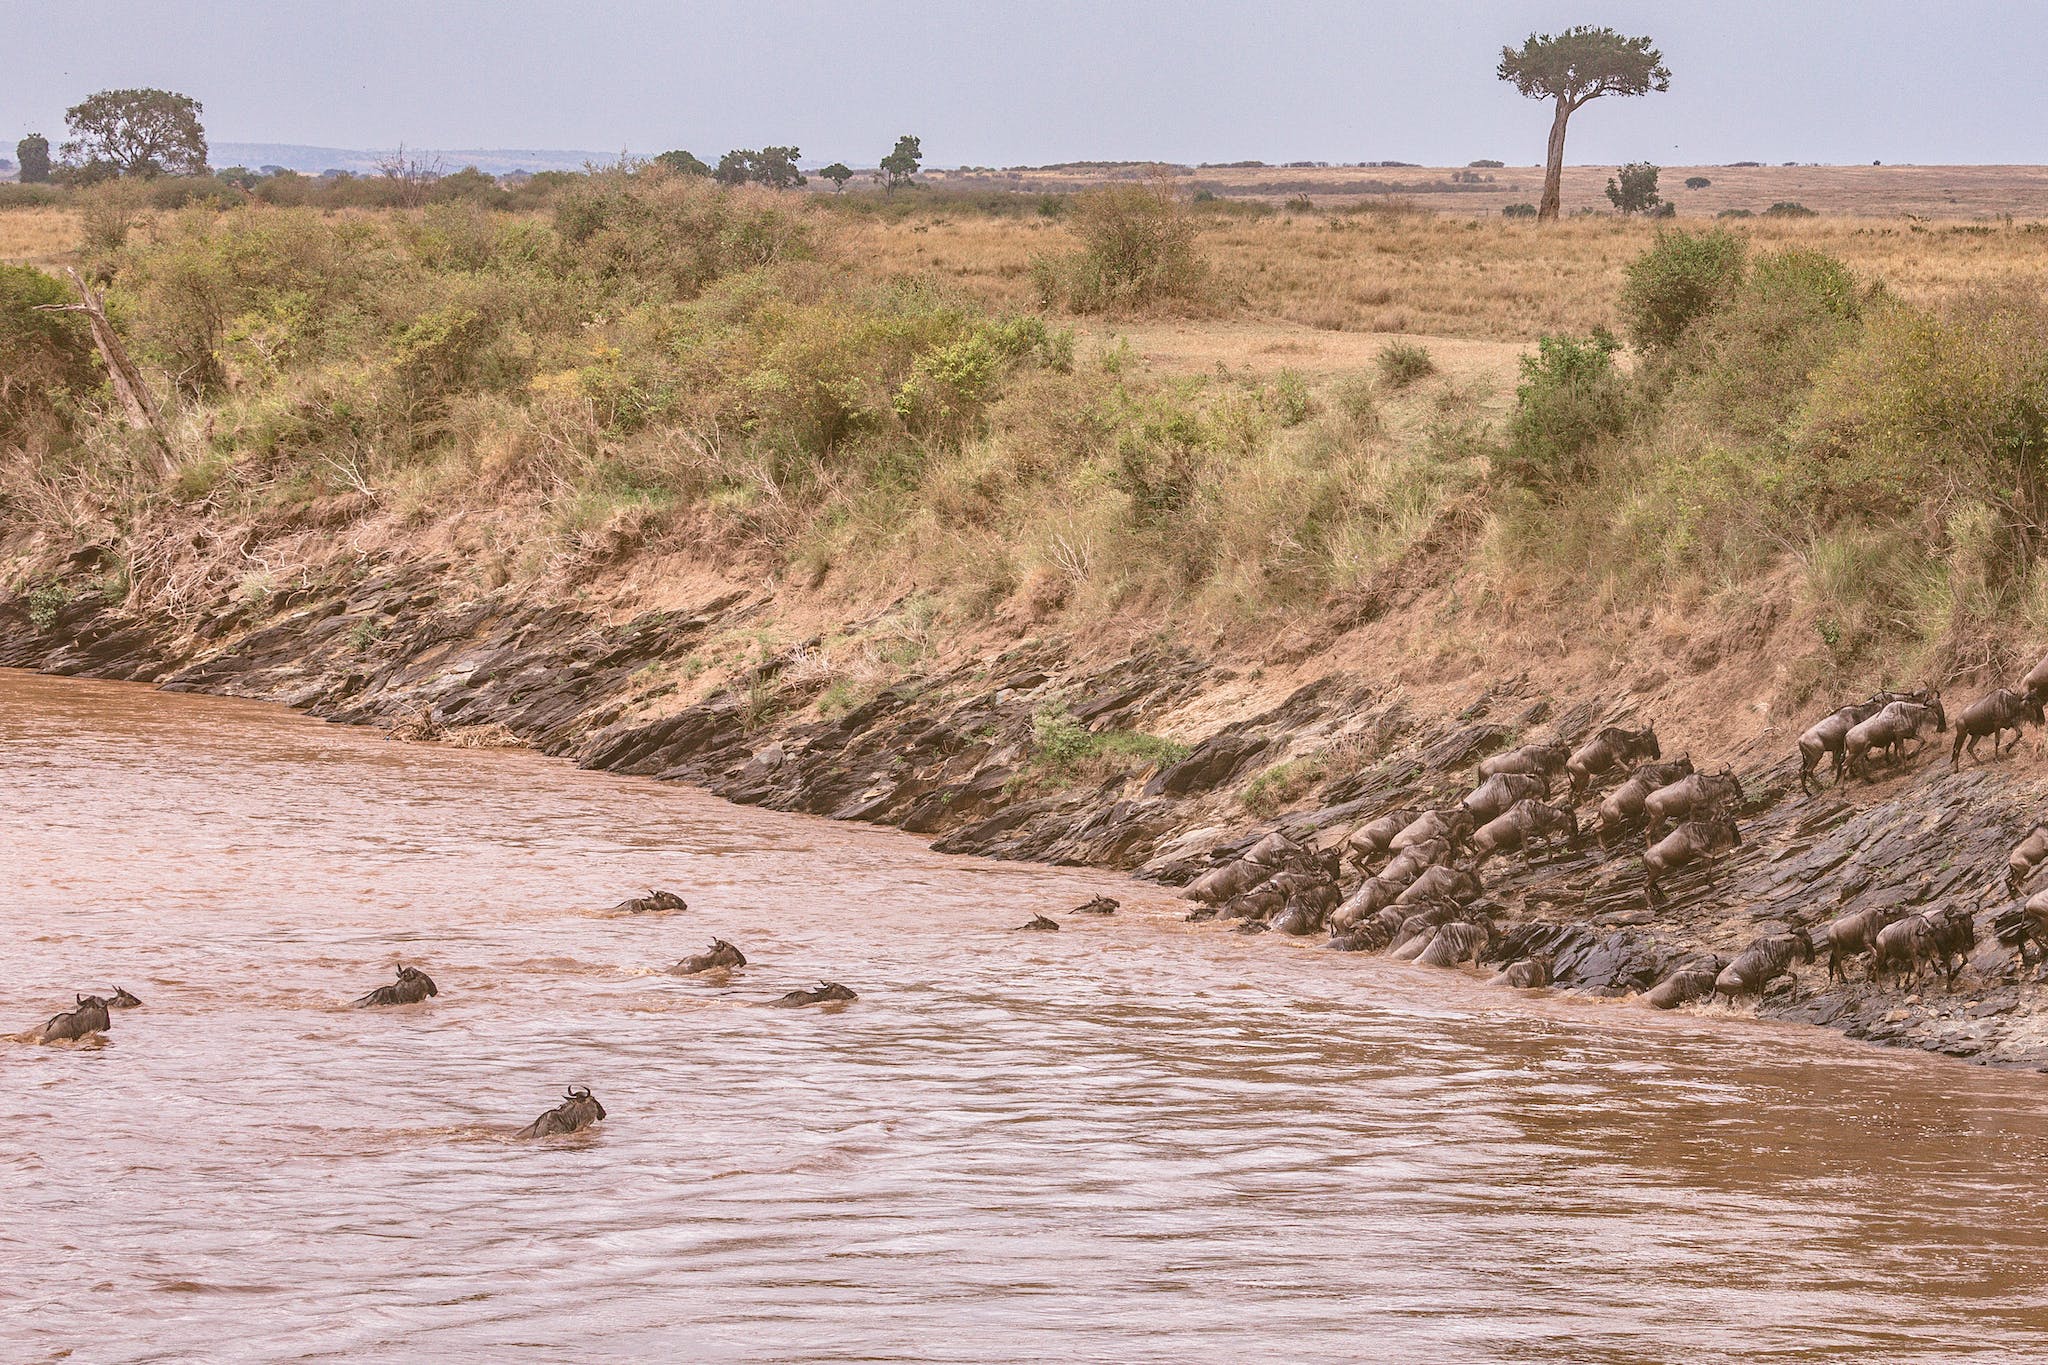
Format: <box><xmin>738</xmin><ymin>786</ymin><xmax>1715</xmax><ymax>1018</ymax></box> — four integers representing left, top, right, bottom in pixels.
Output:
<box><xmin>1644</xmin><ymin>956</ymin><xmax>1725</xmax><ymax>1009</ymax></box>
<box><xmin>1870</xmin><ymin>908</ymin><xmax>1977</xmax><ymax>988</ymax></box>
<box><xmin>28</xmin><ymin>994</ymin><xmax>112</xmax><ymax>1044</ymax></box>
<box><xmin>1821</xmin><ymin>905</ymin><xmax>1913</xmax><ymax>981</ymax></box>
<box><xmin>773</xmin><ymin>982</ymin><xmax>858</xmax><ymax>1007</ymax></box>
<box><xmin>1566</xmin><ymin>725</ymin><xmax>1660</xmax><ymax>801</ymax></box>
<box><xmin>1842</xmin><ymin>698</ymin><xmax>1946</xmax><ymax>780</ymax></box>
<box><xmin>1478</xmin><ymin>741</ymin><xmax>1571</xmax><ymax>783</ymax></box>
<box><xmin>353</xmin><ymin>965</ymin><xmax>439</xmax><ymax>1008</ymax></box>
<box><xmin>1795</xmin><ymin>692</ymin><xmax>1923</xmax><ymax>792</ymax></box>
<box><xmin>1489</xmin><ymin>955</ymin><xmax>1554</xmax><ymax>988</ymax></box>
<box><xmin>1594</xmin><ymin>758</ymin><xmax>1696</xmax><ymax>845</ymax></box>
<box><xmin>515</xmin><ymin>1087</ymin><xmax>607</xmax><ymax>1138</ymax></box>
<box><xmin>1950</xmin><ymin>688</ymin><xmax>2044</xmax><ymax>769</ymax></box>
<box><xmin>1642</xmin><ymin>816</ymin><xmax>1742</xmax><ymax>908</ymax></box>
<box><xmin>1015</xmin><ymin>914</ymin><xmax>1061</xmax><ymax>932</ymax></box>
<box><xmin>1183</xmin><ymin>857</ymin><xmax>1276</xmax><ymax>905</ymax></box>
<box><xmin>1712</xmin><ymin>931</ymin><xmax>1814</xmax><ymax>1000</ymax></box>
<box><xmin>1070</xmin><ymin>896</ymin><xmax>1119</xmax><ymax>915</ymax></box>
<box><xmin>106</xmin><ymin>986</ymin><xmax>143</xmax><ymax>1009</ymax></box>
<box><xmin>1469</xmin><ymin>799</ymin><xmax>1579</xmax><ymax>868</ymax></box>
<box><xmin>1389</xmin><ymin>808</ymin><xmax>1476</xmax><ymax>854</ymax></box>
<box><xmin>1642</xmin><ymin>770</ymin><xmax>1744</xmax><ymax>838</ymax></box>
<box><xmin>671</xmin><ymin>939</ymin><xmax>748</xmax><ymax>972</ymax></box>
<box><xmin>612</xmin><ymin>889</ymin><xmax>688</xmax><ymax>914</ymax></box>
<box><xmin>1344</xmin><ymin>808</ymin><xmax>1420</xmax><ymax>868</ymax></box>
<box><xmin>1415</xmin><ymin>921</ymin><xmax>1494</xmax><ymax>968</ymax></box>
<box><xmin>2010</xmin><ymin>824</ymin><xmax>2048</xmax><ymax>894</ymax></box>
<box><xmin>1462</xmin><ymin>771</ymin><xmax>1551</xmax><ymax>823</ymax></box>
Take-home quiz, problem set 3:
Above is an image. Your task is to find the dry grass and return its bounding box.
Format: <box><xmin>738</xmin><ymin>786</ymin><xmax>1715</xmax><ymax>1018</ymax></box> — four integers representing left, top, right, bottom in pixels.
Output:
<box><xmin>0</xmin><ymin>208</ymin><xmax>81</xmax><ymax>270</ymax></box>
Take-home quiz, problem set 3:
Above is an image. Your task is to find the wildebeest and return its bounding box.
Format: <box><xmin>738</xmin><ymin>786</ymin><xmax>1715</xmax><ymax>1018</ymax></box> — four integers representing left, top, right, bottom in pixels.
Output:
<box><xmin>1393</xmin><ymin>864</ymin><xmax>1484</xmax><ymax>909</ymax></box>
<box><xmin>352</xmin><ymin>965</ymin><xmax>439</xmax><ymax>1008</ymax></box>
<box><xmin>1642</xmin><ymin>770</ymin><xmax>1744</xmax><ymax>837</ymax></box>
<box><xmin>1566</xmin><ymin>725</ymin><xmax>1660</xmax><ymax>801</ymax></box>
<box><xmin>1344</xmin><ymin>808</ymin><xmax>1420</xmax><ymax>868</ymax></box>
<box><xmin>1796</xmin><ymin>692</ymin><xmax>1922</xmax><ymax>792</ymax></box>
<box><xmin>1642</xmin><ymin>816</ymin><xmax>1742</xmax><ymax>908</ymax></box>
<box><xmin>1183</xmin><ymin>857</ymin><xmax>1275</xmax><ymax>905</ymax></box>
<box><xmin>1842</xmin><ymin>698</ymin><xmax>1946</xmax><ymax>779</ymax></box>
<box><xmin>106</xmin><ymin>986</ymin><xmax>143</xmax><ymax>1009</ymax></box>
<box><xmin>1328</xmin><ymin>917</ymin><xmax>1397</xmax><ymax>953</ymax></box>
<box><xmin>1469</xmin><ymin>799</ymin><xmax>1579</xmax><ymax>868</ymax></box>
<box><xmin>1478</xmin><ymin>741</ymin><xmax>1571</xmax><ymax>783</ymax></box>
<box><xmin>671</xmin><ymin>938</ymin><xmax>748</xmax><ymax>972</ymax></box>
<box><xmin>1328</xmin><ymin>840</ymin><xmax>1454</xmax><ymax>931</ymax></box>
<box><xmin>1820</xmin><ymin>905</ymin><xmax>1912</xmax><ymax>981</ymax></box>
<box><xmin>2024</xmin><ymin>649</ymin><xmax>2048</xmax><ymax>706</ymax></box>
<box><xmin>1950</xmin><ymin>688</ymin><xmax>2044</xmax><ymax>768</ymax></box>
<box><xmin>2002</xmin><ymin>889</ymin><xmax>2048</xmax><ymax>971</ymax></box>
<box><xmin>1713</xmin><ymin>931</ymin><xmax>1814</xmax><ymax>1000</ymax></box>
<box><xmin>1594</xmin><ymin>758</ymin><xmax>1696</xmax><ymax>844</ymax></box>
<box><xmin>2008</xmin><ymin>824</ymin><xmax>2048</xmax><ymax>894</ymax></box>
<box><xmin>773</xmin><ymin>982</ymin><xmax>858</xmax><ymax>1007</ymax></box>
<box><xmin>612</xmin><ymin>889</ymin><xmax>688</xmax><ymax>914</ymax></box>
<box><xmin>1644</xmin><ymin>956</ymin><xmax>1725</xmax><ymax>1008</ymax></box>
<box><xmin>1415</xmin><ymin>921</ymin><xmax>1493</xmax><ymax>968</ymax></box>
<box><xmin>1462</xmin><ymin>771</ymin><xmax>1550</xmax><ymax>823</ymax></box>
<box><xmin>28</xmin><ymin>994</ymin><xmax>112</xmax><ymax>1044</ymax></box>
<box><xmin>1015</xmin><ymin>914</ymin><xmax>1061</xmax><ymax>932</ymax></box>
<box><xmin>1870</xmin><ymin>908</ymin><xmax>1977</xmax><ymax>988</ymax></box>
<box><xmin>1390</xmin><ymin>808</ymin><xmax>1476</xmax><ymax>854</ymax></box>
<box><xmin>1389</xmin><ymin>902</ymin><xmax>1470</xmax><ymax>959</ymax></box>
<box><xmin>1071</xmin><ymin>896</ymin><xmax>1119</xmax><ymax>915</ymax></box>
<box><xmin>515</xmin><ymin>1087</ymin><xmax>607</xmax><ymax>1138</ymax></box>
<box><xmin>1489</xmin><ymin>955</ymin><xmax>1554</xmax><ymax>988</ymax></box>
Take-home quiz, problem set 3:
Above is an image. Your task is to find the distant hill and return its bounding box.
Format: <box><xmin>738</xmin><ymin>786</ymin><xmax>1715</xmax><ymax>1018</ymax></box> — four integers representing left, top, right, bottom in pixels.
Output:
<box><xmin>210</xmin><ymin>143</ymin><xmax>626</xmax><ymax>176</ymax></box>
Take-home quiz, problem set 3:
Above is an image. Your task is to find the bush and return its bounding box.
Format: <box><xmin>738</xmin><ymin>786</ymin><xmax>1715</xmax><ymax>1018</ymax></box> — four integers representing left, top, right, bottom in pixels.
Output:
<box><xmin>1679</xmin><ymin>248</ymin><xmax>1863</xmax><ymax>437</ymax></box>
<box><xmin>0</xmin><ymin>265</ymin><xmax>99</xmax><ymax>442</ymax></box>
<box><xmin>1684</xmin><ymin>176</ymin><xmax>1712</xmax><ymax>190</ymax></box>
<box><xmin>1763</xmin><ymin>201</ymin><xmax>1817</xmax><ymax>218</ymax></box>
<box><xmin>1502</xmin><ymin>203</ymin><xmax>1538</xmax><ymax>219</ymax></box>
<box><xmin>1031</xmin><ymin>179</ymin><xmax>1213</xmax><ymax>314</ymax></box>
<box><xmin>1375</xmin><ymin>341</ymin><xmax>1435</xmax><ymax>388</ymax></box>
<box><xmin>1716</xmin><ymin>208</ymin><xmax>1755</xmax><ymax>219</ymax></box>
<box><xmin>1619</xmin><ymin>228</ymin><xmax>1748</xmax><ymax>353</ymax></box>
<box><xmin>1605</xmin><ymin>162</ymin><xmax>1663</xmax><ymax>216</ymax></box>
<box><xmin>1500</xmin><ymin>333</ymin><xmax>1630</xmax><ymax>496</ymax></box>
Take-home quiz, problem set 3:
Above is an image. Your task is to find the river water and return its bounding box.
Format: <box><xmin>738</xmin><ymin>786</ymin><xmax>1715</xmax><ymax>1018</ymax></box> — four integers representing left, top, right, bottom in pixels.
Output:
<box><xmin>7</xmin><ymin>669</ymin><xmax>2048</xmax><ymax>1362</ymax></box>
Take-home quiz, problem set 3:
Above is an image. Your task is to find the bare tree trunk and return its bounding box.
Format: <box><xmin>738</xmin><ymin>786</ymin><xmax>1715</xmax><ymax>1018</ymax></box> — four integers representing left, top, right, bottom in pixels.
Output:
<box><xmin>36</xmin><ymin>268</ymin><xmax>175</xmax><ymax>476</ymax></box>
<box><xmin>1539</xmin><ymin>99</ymin><xmax>1573</xmax><ymax>223</ymax></box>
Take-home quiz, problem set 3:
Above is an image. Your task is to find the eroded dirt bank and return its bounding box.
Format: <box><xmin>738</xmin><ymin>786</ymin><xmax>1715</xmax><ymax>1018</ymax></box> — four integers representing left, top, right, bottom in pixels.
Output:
<box><xmin>8</xmin><ymin>553</ymin><xmax>2048</xmax><ymax>1068</ymax></box>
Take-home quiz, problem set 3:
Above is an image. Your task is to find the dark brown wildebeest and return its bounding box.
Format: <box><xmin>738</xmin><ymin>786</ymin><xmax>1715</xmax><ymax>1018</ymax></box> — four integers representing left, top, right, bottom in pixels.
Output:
<box><xmin>516</xmin><ymin>1087</ymin><xmax>607</xmax><ymax>1138</ymax></box>
<box><xmin>1393</xmin><ymin>864</ymin><xmax>1484</xmax><ymax>909</ymax></box>
<box><xmin>1388</xmin><ymin>901</ymin><xmax>1470</xmax><ymax>959</ymax></box>
<box><xmin>1272</xmin><ymin>880</ymin><xmax>1344</xmax><ymax>937</ymax></box>
<box><xmin>1390</xmin><ymin>808</ymin><xmax>1476</xmax><ymax>854</ymax></box>
<box><xmin>773</xmin><ymin>982</ymin><xmax>858</xmax><ymax>1007</ymax></box>
<box><xmin>28</xmin><ymin>995</ymin><xmax>113</xmax><ymax>1044</ymax></box>
<box><xmin>1821</xmin><ymin>906</ymin><xmax>1913</xmax><ymax>981</ymax></box>
<box><xmin>1795</xmin><ymin>691</ymin><xmax>1923</xmax><ymax>792</ymax></box>
<box><xmin>1642</xmin><ymin>816</ymin><xmax>1742</xmax><ymax>907</ymax></box>
<box><xmin>1014</xmin><ymin>915</ymin><xmax>1060</xmax><ymax>932</ymax></box>
<box><xmin>1462</xmin><ymin>771</ymin><xmax>1551</xmax><ymax>823</ymax></box>
<box><xmin>1489</xmin><ymin>955</ymin><xmax>1554</xmax><ymax>988</ymax></box>
<box><xmin>1951</xmin><ymin>688</ymin><xmax>2044</xmax><ymax>769</ymax></box>
<box><xmin>1644</xmin><ymin>956</ymin><xmax>1725</xmax><ymax>1008</ymax></box>
<box><xmin>1595</xmin><ymin>758</ymin><xmax>1696</xmax><ymax>845</ymax></box>
<box><xmin>106</xmin><ymin>987</ymin><xmax>143</xmax><ymax>1009</ymax></box>
<box><xmin>1566</xmin><ymin>725</ymin><xmax>1660</xmax><ymax>801</ymax></box>
<box><xmin>1344</xmin><ymin>808</ymin><xmax>1420</xmax><ymax>868</ymax></box>
<box><xmin>2002</xmin><ymin>889</ymin><xmax>2048</xmax><ymax>971</ymax></box>
<box><xmin>1469</xmin><ymin>799</ymin><xmax>1579</xmax><ymax>868</ymax></box>
<box><xmin>1415</xmin><ymin>921</ymin><xmax>1494</xmax><ymax>968</ymax></box>
<box><xmin>1712</xmin><ymin>931</ymin><xmax>1814</xmax><ymax>1000</ymax></box>
<box><xmin>1327</xmin><ymin>838</ymin><xmax>1455</xmax><ymax>931</ymax></box>
<box><xmin>1842</xmin><ymin>698</ymin><xmax>1946</xmax><ymax>779</ymax></box>
<box><xmin>1642</xmin><ymin>770</ymin><xmax>1744</xmax><ymax>838</ymax></box>
<box><xmin>1183</xmin><ymin>857</ymin><xmax>1275</xmax><ymax>905</ymax></box>
<box><xmin>353</xmin><ymin>966</ymin><xmax>438</xmax><ymax>1008</ymax></box>
<box><xmin>672</xmin><ymin>939</ymin><xmax>749</xmax><ymax>972</ymax></box>
<box><xmin>1071</xmin><ymin>896</ymin><xmax>1119</xmax><ymax>915</ymax></box>
<box><xmin>2008</xmin><ymin>824</ymin><xmax>2048</xmax><ymax>894</ymax></box>
<box><xmin>1870</xmin><ymin>908</ymin><xmax>1977</xmax><ymax>988</ymax></box>
<box><xmin>2024</xmin><ymin>649</ymin><xmax>2048</xmax><ymax>706</ymax></box>
<box><xmin>1328</xmin><ymin>916</ymin><xmax>1397</xmax><ymax>953</ymax></box>
<box><xmin>1479</xmin><ymin>741</ymin><xmax>1571</xmax><ymax>783</ymax></box>
<box><xmin>612</xmin><ymin>889</ymin><xmax>688</xmax><ymax>914</ymax></box>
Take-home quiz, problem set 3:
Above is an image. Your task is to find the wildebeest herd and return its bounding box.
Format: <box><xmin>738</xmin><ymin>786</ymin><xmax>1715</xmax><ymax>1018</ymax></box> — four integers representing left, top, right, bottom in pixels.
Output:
<box><xmin>1182</xmin><ymin>649</ymin><xmax>2048</xmax><ymax>1015</ymax></box>
<box><xmin>14</xmin><ymin>885</ymin><xmax>875</xmax><ymax>1137</ymax></box>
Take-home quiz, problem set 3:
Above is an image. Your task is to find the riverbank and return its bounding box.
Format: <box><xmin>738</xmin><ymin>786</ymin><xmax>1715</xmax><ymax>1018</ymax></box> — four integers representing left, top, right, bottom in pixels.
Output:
<box><xmin>8</xmin><ymin>540</ymin><xmax>2048</xmax><ymax>1069</ymax></box>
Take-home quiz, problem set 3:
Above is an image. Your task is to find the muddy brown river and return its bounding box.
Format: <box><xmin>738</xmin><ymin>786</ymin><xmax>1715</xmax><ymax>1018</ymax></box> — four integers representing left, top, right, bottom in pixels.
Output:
<box><xmin>9</xmin><ymin>669</ymin><xmax>2048</xmax><ymax>1361</ymax></box>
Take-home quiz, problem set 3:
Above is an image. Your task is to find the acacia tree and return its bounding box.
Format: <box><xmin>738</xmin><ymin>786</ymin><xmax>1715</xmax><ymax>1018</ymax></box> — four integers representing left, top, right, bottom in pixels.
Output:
<box><xmin>879</xmin><ymin>134</ymin><xmax>922</xmax><ymax>192</ymax></box>
<box><xmin>1498</xmin><ymin>27</ymin><xmax>1669</xmax><ymax>222</ymax></box>
<box><xmin>655</xmin><ymin>149</ymin><xmax>711</xmax><ymax>177</ymax></box>
<box><xmin>820</xmin><ymin>162</ymin><xmax>854</xmax><ymax>192</ymax></box>
<box><xmin>16</xmin><ymin>133</ymin><xmax>50</xmax><ymax>183</ymax></box>
<box><xmin>61</xmin><ymin>88</ymin><xmax>209</xmax><ymax>177</ymax></box>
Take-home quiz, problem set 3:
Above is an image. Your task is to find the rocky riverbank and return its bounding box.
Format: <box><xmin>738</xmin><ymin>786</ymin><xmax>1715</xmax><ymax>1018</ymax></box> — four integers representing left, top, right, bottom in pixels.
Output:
<box><xmin>8</xmin><ymin>554</ymin><xmax>2048</xmax><ymax>1068</ymax></box>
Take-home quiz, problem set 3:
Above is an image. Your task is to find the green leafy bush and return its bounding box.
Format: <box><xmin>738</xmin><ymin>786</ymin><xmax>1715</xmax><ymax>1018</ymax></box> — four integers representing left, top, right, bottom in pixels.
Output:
<box><xmin>1619</xmin><ymin>228</ymin><xmax>1748</xmax><ymax>353</ymax></box>
<box><xmin>1500</xmin><ymin>333</ymin><xmax>1630</xmax><ymax>496</ymax></box>
<box><xmin>1031</xmin><ymin>180</ymin><xmax>1213</xmax><ymax>314</ymax></box>
<box><xmin>0</xmin><ymin>265</ymin><xmax>99</xmax><ymax>442</ymax></box>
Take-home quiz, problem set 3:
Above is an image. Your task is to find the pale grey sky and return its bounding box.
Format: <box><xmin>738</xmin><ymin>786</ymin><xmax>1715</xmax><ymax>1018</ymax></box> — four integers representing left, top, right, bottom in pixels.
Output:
<box><xmin>4</xmin><ymin>0</ymin><xmax>2042</xmax><ymax>167</ymax></box>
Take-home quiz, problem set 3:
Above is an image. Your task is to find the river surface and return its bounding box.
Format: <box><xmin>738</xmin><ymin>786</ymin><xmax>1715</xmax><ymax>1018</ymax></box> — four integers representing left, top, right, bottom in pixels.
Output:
<box><xmin>8</xmin><ymin>669</ymin><xmax>2048</xmax><ymax>1362</ymax></box>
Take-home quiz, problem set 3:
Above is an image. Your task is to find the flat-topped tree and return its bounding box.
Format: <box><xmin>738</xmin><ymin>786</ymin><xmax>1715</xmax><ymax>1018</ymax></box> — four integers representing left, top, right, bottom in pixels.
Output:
<box><xmin>61</xmin><ymin>88</ymin><xmax>208</xmax><ymax>178</ymax></box>
<box><xmin>1498</xmin><ymin>26</ymin><xmax>1669</xmax><ymax>222</ymax></box>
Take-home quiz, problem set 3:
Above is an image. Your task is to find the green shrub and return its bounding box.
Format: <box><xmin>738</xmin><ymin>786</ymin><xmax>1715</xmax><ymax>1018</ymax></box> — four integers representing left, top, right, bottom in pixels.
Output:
<box><xmin>0</xmin><ymin>265</ymin><xmax>98</xmax><ymax>442</ymax></box>
<box><xmin>1716</xmin><ymin>208</ymin><xmax>1755</xmax><ymax>219</ymax></box>
<box><xmin>1031</xmin><ymin>180</ymin><xmax>1212</xmax><ymax>314</ymax></box>
<box><xmin>1619</xmin><ymin>228</ymin><xmax>1748</xmax><ymax>353</ymax></box>
<box><xmin>1029</xmin><ymin>701</ymin><xmax>1187</xmax><ymax>784</ymax></box>
<box><xmin>1376</xmin><ymin>341</ymin><xmax>1435</xmax><ymax>387</ymax></box>
<box><xmin>1500</xmin><ymin>333</ymin><xmax>1630</xmax><ymax>496</ymax></box>
<box><xmin>1679</xmin><ymin>248</ymin><xmax>1863</xmax><ymax>438</ymax></box>
<box><xmin>1763</xmin><ymin>201</ymin><xmax>1817</xmax><ymax>218</ymax></box>
<box><xmin>1502</xmin><ymin>203</ymin><xmax>1538</xmax><ymax>219</ymax></box>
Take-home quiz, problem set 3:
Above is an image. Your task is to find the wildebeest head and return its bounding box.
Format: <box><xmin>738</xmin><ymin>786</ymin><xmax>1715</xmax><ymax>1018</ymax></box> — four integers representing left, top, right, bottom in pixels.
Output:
<box><xmin>106</xmin><ymin>987</ymin><xmax>142</xmax><ymax>1009</ymax></box>
<box><xmin>1640</xmin><ymin>726</ymin><xmax>1661</xmax><ymax>760</ymax></box>
<box><xmin>1927</xmin><ymin>696</ymin><xmax>1947</xmax><ymax>733</ymax></box>
<box><xmin>1790</xmin><ymin>927</ymin><xmax>1815</xmax><ymax>964</ymax></box>
<box><xmin>395</xmin><ymin>966</ymin><xmax>436</xmax><ymax>994</ymax></box>
<box><xmin>565</xmin><ymin>1086</ymin><xmax>605</xmax><ymax>1120</ymax></box>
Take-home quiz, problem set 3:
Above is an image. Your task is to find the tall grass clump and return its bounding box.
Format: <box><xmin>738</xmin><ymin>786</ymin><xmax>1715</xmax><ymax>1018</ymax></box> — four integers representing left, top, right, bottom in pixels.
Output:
<box><xmin>1031</xmin><ymin>178</ymin><xmax>1215</xmax><ymax>315</ymax></box>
